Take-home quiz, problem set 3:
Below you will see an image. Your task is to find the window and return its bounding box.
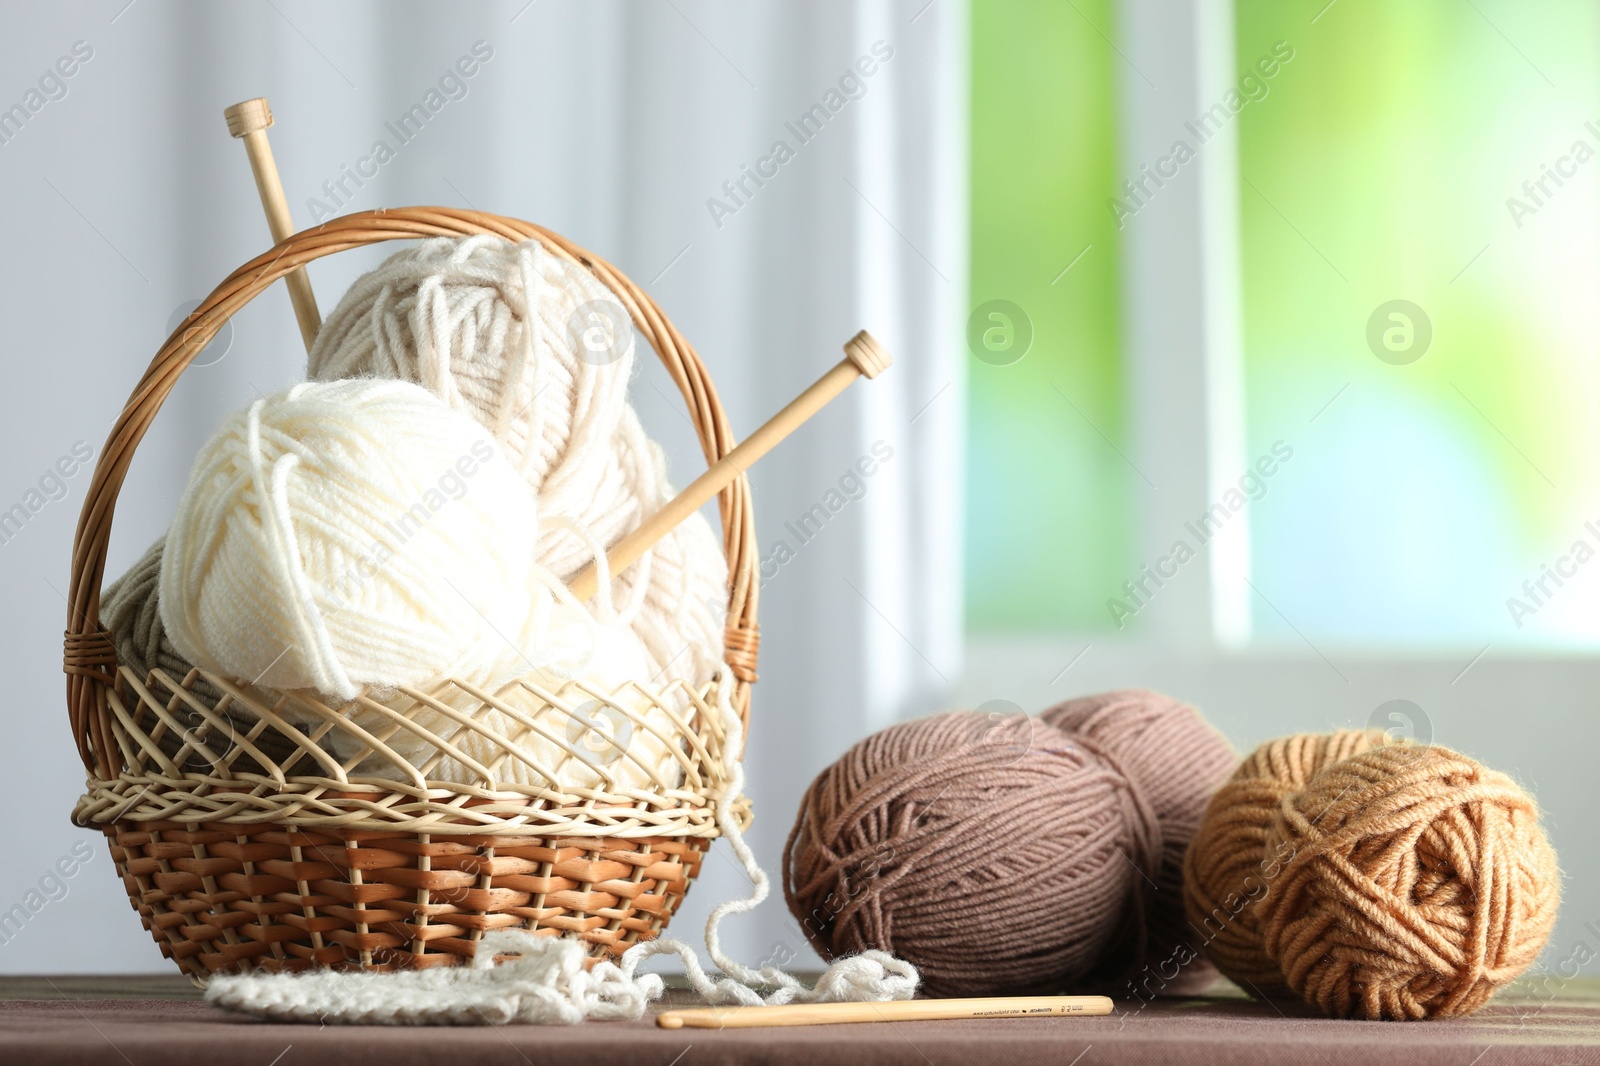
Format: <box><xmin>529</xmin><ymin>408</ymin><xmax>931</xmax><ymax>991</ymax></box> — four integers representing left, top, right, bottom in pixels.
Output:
<box><xmin>967</xmin><ymin>0</ymin><xmax>1600</xmax><ymax>651</ymax></box>
<box><xmin>966</xmin><ymin>0</ymin><xmax>1130</xmax><ymax>632</ymax></box>
<box><xmin>1237</xmin><ymin>0</ymin><xmax>1600</xmax><ymax>648</ymax></box>
<box><xmin>958</xmin><ymin>4</ymin><xmax>1596</xmax><ymax>970</ymax></box>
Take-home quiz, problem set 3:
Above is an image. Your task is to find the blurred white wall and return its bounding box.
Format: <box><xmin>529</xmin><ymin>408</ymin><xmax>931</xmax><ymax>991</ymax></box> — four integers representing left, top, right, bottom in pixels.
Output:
<box><xmin>0</xmin><ymin>0</ymin><xmax>965</xmax><ymax>973</ymax></box>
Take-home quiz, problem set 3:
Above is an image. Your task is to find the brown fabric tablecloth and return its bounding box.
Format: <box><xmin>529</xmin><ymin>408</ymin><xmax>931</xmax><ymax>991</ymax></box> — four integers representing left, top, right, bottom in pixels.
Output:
<box><xmin>2</xmin><ymin>975</ymin><xmax>1597</xmax><ymax>1065</ymax></box>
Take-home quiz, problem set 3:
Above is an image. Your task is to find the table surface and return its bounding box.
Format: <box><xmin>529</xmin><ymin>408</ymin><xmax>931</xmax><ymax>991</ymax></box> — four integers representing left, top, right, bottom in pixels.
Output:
<box><xmin>2</xmin><ymin>974</ymin><xmax>1597</xmax><ymax>1066</ymax></box>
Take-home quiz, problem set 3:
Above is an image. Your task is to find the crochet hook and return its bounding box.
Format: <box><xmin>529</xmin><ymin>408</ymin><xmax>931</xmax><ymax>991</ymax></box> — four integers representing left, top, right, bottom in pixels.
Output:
<box><xmin>567</xmin><ymin>329</ymin><xmax>892</xmax><ymax>602</ymax></box>
<box><xmin>223</xmin><ymin>97</ymin><xmax>322</xmax><ymax>352</ymax></box>
<box><xmin>656</xmin><ymin>995</ymin><xmax>1114</xmax><ymax>1029</ymax></box>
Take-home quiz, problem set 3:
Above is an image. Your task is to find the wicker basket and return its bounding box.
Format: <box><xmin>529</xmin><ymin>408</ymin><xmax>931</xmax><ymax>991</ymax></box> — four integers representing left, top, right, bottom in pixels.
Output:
<box><xmin>64</xmin><ymin>208</ymin><xmax>759</xmax><ymax>981</ymax></box>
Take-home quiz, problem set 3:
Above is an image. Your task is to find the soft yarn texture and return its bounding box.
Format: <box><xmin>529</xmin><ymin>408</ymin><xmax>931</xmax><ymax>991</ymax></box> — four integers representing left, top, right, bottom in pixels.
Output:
<box><xmin>783</xmin><ymin>690</ymin><xmax>1235</xmax><ymax>998</ymax></box>
<box><xmin>306</xmin><ymin>235</ymin><xmax>726</xmax><ymax>689</ymax></box>
<box><xmin>160</xmin><ymin>379</ymin><xmax>543</xmax><ymax>700</ymax></box>
<box><xmin>206</xmin><ymin>673</ymin><xmax>919</xmax><ymax>1024</ymax></box>
<box><xmin>103</xmin><ymin>235</ymin><xmax>726</xmax><ymax>787</ymax></box>
<box><xmin>1041</xmin><ymin>689</ymin><xmax>1237</xmax><ymax>993</ymax></box>
<box><xmin>1184</xmin><ymin>731</ymin><xmax>1561</xmax><ymax>1020</ymax></box>
<box><xmin>1184</xmin><ymin>729</ymin><xmax>1394</xmax><ymax>995</ymax></box>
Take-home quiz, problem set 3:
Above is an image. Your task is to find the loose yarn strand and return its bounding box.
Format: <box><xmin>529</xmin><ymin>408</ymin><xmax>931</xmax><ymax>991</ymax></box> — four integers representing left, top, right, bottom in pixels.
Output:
<box><xmin>506</xmin><ymin>244</ymin><xmax>539</xmax><ymax>463</ymax></box>
<box><xmin>250</xmin><ymin>396</ymin><xmax>347</xmax><ymax>700</ymax></box>
<box><xmin>206</xmin><ymin>670</ymin><xmax>918</xmax><ymax>1024</ymax></box>
<box><xmin>615</xmin><ymin>672</ymin><xmax>919</xmax><ymax>1008</ymax></box>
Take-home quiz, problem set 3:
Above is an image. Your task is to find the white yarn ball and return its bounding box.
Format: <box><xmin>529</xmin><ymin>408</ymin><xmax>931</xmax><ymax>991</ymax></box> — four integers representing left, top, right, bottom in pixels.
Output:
<box><xmin>159</xmin><ymin>379</ymin><xmax>544</xmax><ymax>701</ymax></box>
<box><xmin>306</xmin><ymin>236</ymin><xmax>728</xmax><ymax>689</ymax></box>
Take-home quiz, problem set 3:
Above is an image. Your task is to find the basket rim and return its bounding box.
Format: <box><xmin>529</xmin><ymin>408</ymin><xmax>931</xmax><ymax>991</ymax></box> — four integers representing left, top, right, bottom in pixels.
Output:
<box><xmin>65</xmin><ymin>207</ymin><xmax>758</xmax><ymax>782</ymax></box>
<box><xmin>73</xmin><ymin>663</ymin><xmax>752</xmax><ymax>837</ymax></box>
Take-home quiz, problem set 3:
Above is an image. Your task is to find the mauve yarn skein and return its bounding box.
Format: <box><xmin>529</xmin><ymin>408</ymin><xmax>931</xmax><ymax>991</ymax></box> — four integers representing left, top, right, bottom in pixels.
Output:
<box><xmin>1041</xmin><ymin>689</ymin><xmax>1236</xmax><ymax>993</ymax></box>
<box><xmin>1184</xmin><ymin>731</ymin><xmax>1560</xmax><ymax>1020</ymax></box>
<box><xmin>784</xmin><ymin>690</ymin><xmax>1235</xmax><ymax>998</ymax></box>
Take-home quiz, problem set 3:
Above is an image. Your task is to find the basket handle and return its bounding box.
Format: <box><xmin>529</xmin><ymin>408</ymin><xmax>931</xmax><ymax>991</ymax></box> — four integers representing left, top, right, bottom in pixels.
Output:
<box><xmin>64</xmin><ymin>208</ymin><xmax>758</xmax><ymax>778</ymax></box>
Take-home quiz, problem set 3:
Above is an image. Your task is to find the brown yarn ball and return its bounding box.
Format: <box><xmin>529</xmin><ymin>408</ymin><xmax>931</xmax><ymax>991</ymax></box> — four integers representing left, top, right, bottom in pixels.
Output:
<box><xmin>783</xmin><ymin>690</ymin><xmax>1235</xmax><ymax>998</ymax></box>
<box><xmin>1185</xmin><ymin>731</ymin><xmax>1560</xmax><ymax>1020</ymax></box>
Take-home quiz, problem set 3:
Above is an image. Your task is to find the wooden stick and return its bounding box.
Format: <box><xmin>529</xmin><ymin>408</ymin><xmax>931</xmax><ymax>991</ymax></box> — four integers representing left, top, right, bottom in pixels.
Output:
<box><xmin>567</xmin><ymin>330</ymin><xmax>892</xmax><ymax>602</ymax></box>
<box><xmin>657</xmin><ymin>995</ymin><xmax>1114</xmax><ymax>1030</ymax></box>
<box><xmin>223</xmin><ymin>97</ymin><xmax>322</xmax><ymax>352</ymax></box>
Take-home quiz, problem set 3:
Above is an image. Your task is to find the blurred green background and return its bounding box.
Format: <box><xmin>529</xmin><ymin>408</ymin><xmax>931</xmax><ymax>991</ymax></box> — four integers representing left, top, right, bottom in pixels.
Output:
<box><xmin>966</xmin><ymin>0</ymin><xmax>1128</xmax><ymax>631</ymax></box>
<box><xmin>969</xmin><ymin>0</ymin><xmax>1600</xmax><ymax>648</ymax></box>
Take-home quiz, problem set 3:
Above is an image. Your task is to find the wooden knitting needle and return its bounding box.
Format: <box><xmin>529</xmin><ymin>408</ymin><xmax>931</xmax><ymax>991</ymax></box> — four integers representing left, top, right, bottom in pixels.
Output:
<box><xmin>657</xmin><ymin>995</ymin><xmax>1114</xmax><ymax>1029</ymax></box>
<box><xmin>224</xmin><ymin>96</ymin><xmax>322</xmax><ymax>352</ymax></box>
<box><xmin>567</xmin><ymin>330</ymin><xmax>892</xmax><ymax>603</ymax></box>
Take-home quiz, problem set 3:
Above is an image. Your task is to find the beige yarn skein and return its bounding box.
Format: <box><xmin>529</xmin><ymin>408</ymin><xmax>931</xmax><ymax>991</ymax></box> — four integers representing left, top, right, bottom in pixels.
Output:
<box><xmin>1184</xmin><ymin>730</ymin><xmax>1560</xmax><ymax>1020</ymax></box>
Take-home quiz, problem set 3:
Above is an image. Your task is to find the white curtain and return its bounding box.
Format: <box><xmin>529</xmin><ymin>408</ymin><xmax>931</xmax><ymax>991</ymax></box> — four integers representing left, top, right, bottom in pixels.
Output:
<box><xmin>0</xmin><ymin>0</ymin><xmax>965</xmax><ymax>972</ymax></box>
<box><xmin>607</xmin><ymin>0</ymin><xmax>969</xmax><ymax>966</ymax></box>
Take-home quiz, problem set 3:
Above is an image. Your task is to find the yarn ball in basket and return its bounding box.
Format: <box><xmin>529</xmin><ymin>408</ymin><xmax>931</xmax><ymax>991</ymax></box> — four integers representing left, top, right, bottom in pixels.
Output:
<box><xmin>1183</xmin><ymin>730</ymin><xmax>1560</xmax><ymax>1020</ymax></box>
<box><xmin>102</xmin><ymin>538</ymin><xmax>317</xmax><ymax>773</ymax></box>
<box><xmin>783</xmin><ymin>690</ymin><xmax>1235</xmax><ymax>998</ymax></box>
<box><xmin>159</xmin><ymin>378</ymin><xmax>543</xmax><ymax>701</ymax></box>
<box><xmin>305</xmin><ymin>235</ymin><xmax>727</xmax><ymax>689</ymax></box>
<box><xmin>103</xmin><ymin>538</ymin><xmax>219</xmax><ymax>702</ymax></box>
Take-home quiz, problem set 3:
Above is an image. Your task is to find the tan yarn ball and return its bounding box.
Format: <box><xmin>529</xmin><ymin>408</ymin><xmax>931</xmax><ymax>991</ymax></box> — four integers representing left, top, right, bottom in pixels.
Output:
<box><xmin>1184</xmin><ymin>729</ymin><xmax>1394</xmax><ymax>994</ymax></box>
<box><xmin>1184</xmin><ymin>730</ymin><xmax>1560</xmax><ymax>1020</ymax></box>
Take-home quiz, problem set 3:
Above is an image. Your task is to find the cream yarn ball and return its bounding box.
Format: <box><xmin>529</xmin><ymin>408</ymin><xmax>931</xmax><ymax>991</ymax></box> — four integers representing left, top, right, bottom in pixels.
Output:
<box><xmin>159</xmin><ymin>378</ymin><xmax>545</xmax><ymax>701</ymax></box>
<box><xmin>308</xmin><ymin>235</ymin><xmax>624</xmax><ymax>492</ymax></box>
<box><xmin>306</xmin><ymin>236</ymin><xmax>727</xmax><ymax>689</ymax></box>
